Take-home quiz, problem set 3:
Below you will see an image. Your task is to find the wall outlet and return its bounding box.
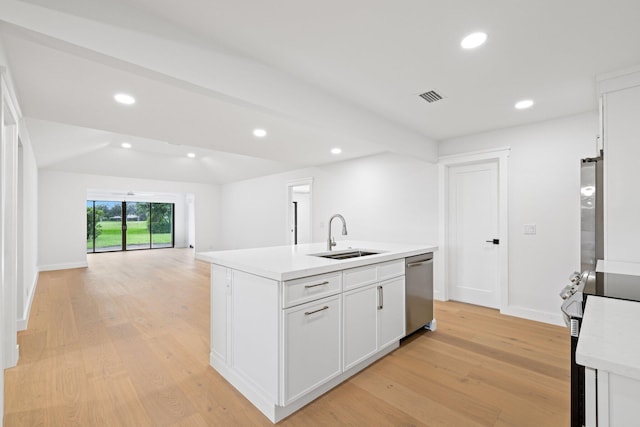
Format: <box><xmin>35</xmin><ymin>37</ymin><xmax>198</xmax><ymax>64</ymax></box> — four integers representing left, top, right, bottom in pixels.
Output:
<box><xmin>524</xmin><ymin>224</ymin><xmax>537</xmax><ymax>235</ymax></box>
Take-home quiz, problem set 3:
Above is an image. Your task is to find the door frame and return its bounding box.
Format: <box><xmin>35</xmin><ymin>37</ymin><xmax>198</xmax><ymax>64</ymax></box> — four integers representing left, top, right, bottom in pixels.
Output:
<box><xmin>438</xmin><ymin>148</ymin><xmax>510</xmax><ymax>312</ymax></box>
<box><xmin>1</xmin><ymin>71</ymin><xmax>20</xmax><ymax>369</ymax></box>
<box><xmin>286</xmin><ymin>178</ymin><xmax>313</xmax><ymax>245</ymax></box>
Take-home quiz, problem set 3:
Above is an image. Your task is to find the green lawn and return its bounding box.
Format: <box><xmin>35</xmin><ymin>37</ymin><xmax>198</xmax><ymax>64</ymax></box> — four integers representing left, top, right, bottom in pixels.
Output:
<box><xmin>87</xmin><ymin>220</ymin><xmax>171</xmax><ymax>250</ymax></box>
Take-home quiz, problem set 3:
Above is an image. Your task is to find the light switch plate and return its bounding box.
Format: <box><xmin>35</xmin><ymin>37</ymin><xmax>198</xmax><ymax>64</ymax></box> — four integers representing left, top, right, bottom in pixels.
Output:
<box><xmin>524</xmin><ymin>224</ymin><xmax>537</xmax><ymax>235</ymax></box>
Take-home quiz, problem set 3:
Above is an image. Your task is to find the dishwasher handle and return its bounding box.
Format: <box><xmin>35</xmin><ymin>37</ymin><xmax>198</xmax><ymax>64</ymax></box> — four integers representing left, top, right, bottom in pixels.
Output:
<box><xmin>407</xmin><ymin>259</ymin><xmax>433</xmax><ymax>268</ymax></box>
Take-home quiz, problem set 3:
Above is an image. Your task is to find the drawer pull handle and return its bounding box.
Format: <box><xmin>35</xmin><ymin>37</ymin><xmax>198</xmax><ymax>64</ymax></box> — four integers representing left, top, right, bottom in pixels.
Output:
<box><xmin>305</xmin><ymin>281</ymin><xmax>329</xmax><ymax>289</ymax></box>
<box><xmin>407</xmin><ymin>259</ymin><xmax>433</xmax><ymax>268</ymax></box>
<box><xmin>305</xmin><ymin>306</ymin><xmax>329</xmax><ymax>316</ymax></box>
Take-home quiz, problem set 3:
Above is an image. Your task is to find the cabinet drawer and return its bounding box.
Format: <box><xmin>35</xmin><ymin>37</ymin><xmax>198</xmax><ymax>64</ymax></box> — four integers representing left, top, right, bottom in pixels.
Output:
<box><xmin>283</xmin><ymin>272</ymin><xmax>342</xmax><ymax>308</ymax></box>
<box><xmin>378</xmin><ymin>260</ymin><xmax>405</xmax><ymax>281</ymax></box>
<box><xmin>343</xmin><ymin>265</ymin><xmax>377</xmax><ymax>291</ymax></box>
<box><xmin>343</xmin><ymin>260</ymin><xmax>405</xmax><ymax>291</ymax></box>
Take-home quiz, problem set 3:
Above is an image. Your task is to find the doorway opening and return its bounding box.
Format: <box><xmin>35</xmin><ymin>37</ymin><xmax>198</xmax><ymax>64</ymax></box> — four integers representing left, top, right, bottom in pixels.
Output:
<box><xmin>87</xmin><ymin>200</ymin><xmax>175</xmax><ymax>253</ymax></box>
<box><xmin>287</xmin><ymin>178</ymin><xmax>313</xmax><ymax>245</ymax></box>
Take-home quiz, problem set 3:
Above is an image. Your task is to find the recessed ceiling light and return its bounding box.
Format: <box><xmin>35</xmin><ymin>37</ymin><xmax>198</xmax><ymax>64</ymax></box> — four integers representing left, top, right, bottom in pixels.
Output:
<box><xmin>515</xmin><ymin>99</ymin><xmax>534</xmax><ymax>110</ymax></box>
<box><xmin>331</xmin><ymin>147</ymin><xmax>342</xmax><ymax>155</ymax></box>
<box><xmin>253</xmin><ymin>128</ymin><xmax>267</xmax><ymax>138</ymax></box>
<box><xmin>187</xmin><ymin>152</ymin><xmax>196</xmax><ymax>158</ymax></box>
<box><xmin>461</xmin><ymin>32</ymin><xmax>487</xmax><ymax>49</ymax></box>
<box><xmin>114</xmin><ymin>93</ymin><xmax>136</xmax><ymax>105</ymax></box>
<box><xmin>121</xmin><ymin>142</ymin><xmax>132</xmax><ymax>148</ymax></box>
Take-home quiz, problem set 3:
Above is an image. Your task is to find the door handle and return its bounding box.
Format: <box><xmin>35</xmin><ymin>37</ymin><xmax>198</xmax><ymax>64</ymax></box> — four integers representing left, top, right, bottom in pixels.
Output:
<box><xmin>485</xmin><ymin>239</ymin><xmax>500</xmax><ymax>245</ymax></box>
<box><xmin>377</xmin><ymin>286</ymin><xmax>383</xmax><ymax>310</ymax></box>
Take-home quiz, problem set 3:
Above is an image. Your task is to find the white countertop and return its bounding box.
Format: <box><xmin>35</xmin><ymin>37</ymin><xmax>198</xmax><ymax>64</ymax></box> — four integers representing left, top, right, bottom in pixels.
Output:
<box><xmin>576</xmin><ymin>295</ymin><xmax>640</xmax><ymax>380</ymax></box>
<box><xmin>196</xmin><ymin>240</ymin><xmax>438</xmax><ymax>281</ymax></box>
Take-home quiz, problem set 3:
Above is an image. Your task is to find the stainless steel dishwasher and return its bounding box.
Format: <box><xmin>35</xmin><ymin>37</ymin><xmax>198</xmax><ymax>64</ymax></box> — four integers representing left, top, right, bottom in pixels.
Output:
<box><xmin>405</xmin><ymin>253</ymin><xmax>435</xmax><ymax>336</ymax></box>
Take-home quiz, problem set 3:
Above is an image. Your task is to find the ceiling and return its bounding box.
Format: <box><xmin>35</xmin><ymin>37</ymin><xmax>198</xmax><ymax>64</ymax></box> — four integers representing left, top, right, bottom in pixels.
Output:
<box><xmin>2</xmin><ymin>0</ymin><xmax>640</xmax><ymax>184</ymax></box>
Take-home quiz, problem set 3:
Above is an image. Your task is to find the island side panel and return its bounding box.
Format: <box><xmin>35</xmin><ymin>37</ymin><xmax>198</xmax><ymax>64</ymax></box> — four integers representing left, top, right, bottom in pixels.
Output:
<box><xmin>231</xmin><ymin>270</ymin><xmax>280</xmax><ymax>403</ymax></box>
<box><xmin>211</xmin><ymin>264</ymin><xmax>229</xmax><ymax>363</ymax></box>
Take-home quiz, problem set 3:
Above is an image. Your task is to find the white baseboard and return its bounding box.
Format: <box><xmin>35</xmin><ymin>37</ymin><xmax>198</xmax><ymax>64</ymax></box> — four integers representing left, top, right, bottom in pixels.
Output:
<box><xmin>4</xmin><ymin>344</ymin><xmax>19</xmax><ymax>369</ymax></box>
<box><xmin>17</xmin><ymin>271</ymin><xmax>39</xmax><ymax>331</ymax></box>
<box><xmin>500</xmin><ymin>305</ymin><xmax>565</xmax><ymax>327</ymax></box>
<box><xmin>436</xmin><ymin>297</ymin><xmax>565</xmax><ymax>327</ymax></box>
<box><xmin>39</xmin><ymin>261</ymin><xmax>88</xmax><ymax>272</ymax></box>
<box><xmin>16</xmin><ymin>318</ymin><xmax>28</xmax><ymax>332</ymax></box>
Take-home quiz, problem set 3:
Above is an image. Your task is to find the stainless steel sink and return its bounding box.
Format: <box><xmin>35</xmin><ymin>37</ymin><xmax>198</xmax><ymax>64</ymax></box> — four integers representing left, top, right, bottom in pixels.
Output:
<box><xmin>309</xmin><ymin>249</ymin><xmax>382</xmax><ymax>260</ymax></box>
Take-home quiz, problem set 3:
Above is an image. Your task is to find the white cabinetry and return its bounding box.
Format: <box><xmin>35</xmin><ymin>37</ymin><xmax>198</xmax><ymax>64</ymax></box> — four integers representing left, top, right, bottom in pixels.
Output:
<box><xmin>377</xmin><ymin>277</ymin><xmax>405</xmax><ymax>348</ymax></box>
<box><xmin>577</xmin><ymin>296</ymin><xmax>640</xmax><ymax>427</ymax></box>
<box><xmin>283</xmin><ymin>295</ymin><xmax>342</xmax><ymax>404</ymax></box>
<box><xmin>343</xmin><ymin>276</ymin><xmax>405</xmax><ymax>370</ymax></box>
<box><xmin>282</xmin><ymin>271</ymin><xmax>341</xmax><ymax>308</ymax></box>
<box><xmin>584</xmin><ymin>367</ymin><xmax>640</xmax><ymax>427</ymax></box>
<box><xmin>210</xmin><ymin>265</ymin><xmax>230</xmax><ymax>363</ymax></box>
<box><xmin>209</xmin><ymin>257</ymin><xmax>408</xmax><ymax>423</ymax></box>
<box><xmin>599</xmin><ymin>68</ymin><xmax>640</xmax><ymax>262</ymax></box>
<box><xmin>343</xmin><ymin>284</ymin><xmax>378</xmax><ymax>369</ymax></box>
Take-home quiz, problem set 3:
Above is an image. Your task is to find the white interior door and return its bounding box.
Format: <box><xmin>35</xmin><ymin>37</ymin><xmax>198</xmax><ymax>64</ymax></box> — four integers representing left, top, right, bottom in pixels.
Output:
<box><xmin>448</xmin><ymin>161</ymin><xmax>500</xmax><ymax>308</ymax></box>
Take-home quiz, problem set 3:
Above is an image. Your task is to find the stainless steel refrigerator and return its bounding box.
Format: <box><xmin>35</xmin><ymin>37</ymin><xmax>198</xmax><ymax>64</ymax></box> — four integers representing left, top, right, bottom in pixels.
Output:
<box><xmin>580</xmin><ymin>153</ymin><xmax>604</xmax><ymax>272</ymax></box>
<box><xmin>564</xmin><ymin>152</ymin><xmax>603</xmax><ymax>427</ymax></box>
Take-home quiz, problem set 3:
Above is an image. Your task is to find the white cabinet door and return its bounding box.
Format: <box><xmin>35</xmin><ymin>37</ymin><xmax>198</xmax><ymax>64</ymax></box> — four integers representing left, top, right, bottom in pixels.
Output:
<box><xmin>593</xmin><ymin>370</ymin><xmax>640</xmax><ymax>427</ymax></box>
<box><xmin>343</xmin><ymin>285</ymin><xmax>378</xmax><ymax>370</ymax></box>
<box><xmin>343</xmin><ymin>276</ymin><xmax>405</xmax><ymax>371</ymax></box>
<box><xmin>604</xmin><ymin>84</ymin><xmax>640</xmax><ymax>262</ymax></box>
<box><xmin>378</xmin><ymin>276</ymin><xmax>406</xmax><ymax>349</ymax></box>
<box><xmin>283</xmin><ymin>295</ymin><xmax>342</xmax><ymax>405</ymax></box>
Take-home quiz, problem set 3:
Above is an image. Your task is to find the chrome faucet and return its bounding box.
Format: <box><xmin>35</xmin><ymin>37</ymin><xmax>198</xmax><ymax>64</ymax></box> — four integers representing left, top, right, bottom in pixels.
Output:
<box><xmin>327</xmin><ymin>214</ymin><xmax>348</xmax><ymax>251</ymax></box>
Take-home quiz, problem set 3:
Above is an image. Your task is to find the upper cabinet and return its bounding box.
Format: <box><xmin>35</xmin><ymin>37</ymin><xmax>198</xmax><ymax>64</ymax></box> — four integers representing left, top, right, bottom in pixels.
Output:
<box><xmin>598</xmin><ymin>67</ymin><xmax>640</xmax><ymax>263</ymax></box>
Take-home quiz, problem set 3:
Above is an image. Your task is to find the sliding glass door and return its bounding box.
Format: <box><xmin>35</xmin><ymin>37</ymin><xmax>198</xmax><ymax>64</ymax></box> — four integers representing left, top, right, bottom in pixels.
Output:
<box><xmin>150</xmin><ymin>203</ymin><xmax>174</xmax><ymax>248</ymax></box>
<box><xmin>87</xmin><ymin>200</ymin><xmax>174</xmax><ymax>253</ymax></box>
<box><xmin>87</xmin><ymin>200</ymin><xmax>123</xmax><ymax>252</ymax></box>
<box><xmin>125</xmin><ymin>202</ymin><xmax>150</xmax><ymax>250</ymax></box>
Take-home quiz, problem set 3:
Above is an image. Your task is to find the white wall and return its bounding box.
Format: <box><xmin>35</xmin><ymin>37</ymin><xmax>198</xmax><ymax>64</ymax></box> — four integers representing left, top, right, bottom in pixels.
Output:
<box><xmin>38</xmin><ymin>170</ymin><xmax>221</xmax><ymax>270</ymax></box>
<box><xmin>439</xmin><ymin>112</ymin><xmax>598</xmax><ymax>324</ymax></box>
<box><xmin>220</xmin><ymin>152</ymin><xmax>439</xmax><ymax>250</ymax></box>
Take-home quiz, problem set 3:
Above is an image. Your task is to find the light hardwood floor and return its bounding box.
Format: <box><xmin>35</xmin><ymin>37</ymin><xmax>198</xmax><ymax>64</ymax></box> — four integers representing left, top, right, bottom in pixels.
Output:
<box><xmin>4</xmin><ymin>249</ymin><xmax>570</xmax><ymax>426</ymax></box>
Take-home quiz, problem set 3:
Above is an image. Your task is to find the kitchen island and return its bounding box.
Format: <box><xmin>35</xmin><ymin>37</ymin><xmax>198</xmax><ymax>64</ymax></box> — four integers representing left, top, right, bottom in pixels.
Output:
<box><xmin>197</xmin><ymin>240</ymin><xmax>437</xmax><ymax>423</ymax></box>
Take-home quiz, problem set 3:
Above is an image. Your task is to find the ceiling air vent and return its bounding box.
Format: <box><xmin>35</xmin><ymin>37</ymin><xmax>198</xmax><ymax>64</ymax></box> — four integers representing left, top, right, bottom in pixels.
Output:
<box><xmin>419</xmin><ymin>90</ymin><xmax>444</xmax><ymax>103</ymax></box>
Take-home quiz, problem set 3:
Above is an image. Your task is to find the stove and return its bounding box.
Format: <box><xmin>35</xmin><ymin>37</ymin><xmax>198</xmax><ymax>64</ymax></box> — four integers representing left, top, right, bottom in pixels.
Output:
<box><xmin>560</xmin><ymin>261</ymin><xmax>640</xmax><ymax>427</ymax></box>
<box><xmin>587</xmin><ymin>272</ymin><xmax>640</xmax><ymax>301</ymax></box>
